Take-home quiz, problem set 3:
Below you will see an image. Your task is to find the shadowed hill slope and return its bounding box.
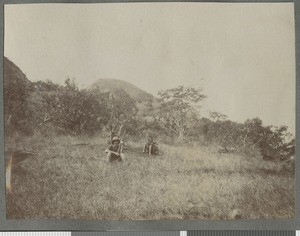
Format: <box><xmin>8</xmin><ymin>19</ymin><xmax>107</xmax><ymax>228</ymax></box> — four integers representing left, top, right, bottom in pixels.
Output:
<box><xmin>4</xmin><ymin>57</ymin><xmax>31</xmax><ymax>85</ymax></box>
<box><xmin>4</xmin><ymin>57</ymin><xmax>34</xmax><ymax>135</ymax></box>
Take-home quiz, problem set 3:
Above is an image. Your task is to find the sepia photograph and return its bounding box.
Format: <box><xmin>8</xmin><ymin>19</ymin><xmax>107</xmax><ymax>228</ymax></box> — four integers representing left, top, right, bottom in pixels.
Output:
<box><xmin>4</xmin><ymin>2</ymin><xmax>296</xmax><ymax>221</ymax></box>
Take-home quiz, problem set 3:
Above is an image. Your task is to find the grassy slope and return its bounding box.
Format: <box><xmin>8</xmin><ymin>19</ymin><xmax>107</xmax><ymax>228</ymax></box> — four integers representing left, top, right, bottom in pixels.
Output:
<box><xmin>6</xmin><ymin>135</ymin><xmax>295</xmax><ymax>220</ymax></box>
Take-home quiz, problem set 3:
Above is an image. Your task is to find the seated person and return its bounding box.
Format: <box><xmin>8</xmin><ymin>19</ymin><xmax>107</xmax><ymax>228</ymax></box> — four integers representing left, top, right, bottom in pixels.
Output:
<box><xmin>143</xmin><ymin>137</ymin><xmax>159</xmax><ymax>155</ymax></box>
<box><xmin>105</xmin><ymin>136</ymin><xmax>124</xmax><ymax>162</ymax></box>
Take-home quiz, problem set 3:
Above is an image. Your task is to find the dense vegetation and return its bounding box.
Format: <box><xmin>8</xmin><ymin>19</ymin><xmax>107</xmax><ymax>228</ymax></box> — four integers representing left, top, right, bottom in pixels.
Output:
<box><xmin>4</xmin><ymin>57</ymin><xmax>295</xmax><ymax>163</ymax></box>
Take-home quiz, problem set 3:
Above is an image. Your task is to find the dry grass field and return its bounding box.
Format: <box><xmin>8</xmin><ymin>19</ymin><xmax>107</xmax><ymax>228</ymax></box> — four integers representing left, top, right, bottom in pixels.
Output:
<box><xmin>6</xmin><ymin>134</ymin><xmax>295</xmax><ymax>220</ymax></box>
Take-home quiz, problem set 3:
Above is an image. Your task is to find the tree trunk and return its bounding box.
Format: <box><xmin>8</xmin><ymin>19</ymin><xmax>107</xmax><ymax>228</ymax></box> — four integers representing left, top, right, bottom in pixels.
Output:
<box><xmin>178</xmin><ymin>127</ymin><xmax>185</xmax><ymax>141</ymax></box>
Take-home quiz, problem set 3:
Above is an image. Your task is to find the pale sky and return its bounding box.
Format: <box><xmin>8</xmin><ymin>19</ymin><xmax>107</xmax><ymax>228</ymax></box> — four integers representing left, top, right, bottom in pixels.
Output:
<box><xmin>4</xmin><ymin>3</ymin><xmax>295</xmax><ymax>133</ymax></box>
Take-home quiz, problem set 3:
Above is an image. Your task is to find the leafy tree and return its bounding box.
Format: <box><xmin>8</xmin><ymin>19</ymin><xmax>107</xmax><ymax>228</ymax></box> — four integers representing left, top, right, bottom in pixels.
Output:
<box><xmin>209</xmin><ymin>111</ymin><xmax>227</xmax><ymax>122</ymax></box>
<box><xmin>105</xmin><ymin>89</ymin><xmax>138</xmax><ymax>137</ymax></box>
<box><xmin>258</xmin><ymin>125</ymin><xmax>294</xmax><ymax>160</ymax></box>
<box><xmin>157</xmin><ymin>86</ymin><xmax>206</xmax><ymax>140</ymax></box>
<box><xmin>205</xmin><ymin>119</ymin><xmax>243</xmax><ymax>148</ymax></box>
<box><xmin>36</xmin><ymin>78</ymin><xmax>110</xmax><ymax>135</ymax></box>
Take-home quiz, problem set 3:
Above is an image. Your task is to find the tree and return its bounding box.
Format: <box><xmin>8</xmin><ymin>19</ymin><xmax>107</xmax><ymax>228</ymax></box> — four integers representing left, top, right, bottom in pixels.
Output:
<box><xmin>237</xmin><ymin>118</ymin><xmax>294</xmax><ymax>160</ymax></box>
<box><xmin>36</xmin><ymin>78</ymin><xmax>110</xmax><ymax>135</ymax></box>
<box><xmin>105</xmin><ymin>89</ymin><xmax>138</xmax><ymax>137</ymax></box>
<box><xmin>209</xmin><ymin>111</ymin><xmax>227</xmax><ymax>122</ymax></box>
<box><xmin>157</xmin><ymin>86</ymin><xmax>206</xmax><ymax>140</ymax></box>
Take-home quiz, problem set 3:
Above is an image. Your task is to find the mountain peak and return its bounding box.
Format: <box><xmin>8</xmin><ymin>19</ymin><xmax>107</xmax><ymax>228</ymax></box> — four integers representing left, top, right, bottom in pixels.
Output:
<box><xmin>87</xmin><ymin>78</ymin><xmax>154</xmax><ymax>102</ymax></box>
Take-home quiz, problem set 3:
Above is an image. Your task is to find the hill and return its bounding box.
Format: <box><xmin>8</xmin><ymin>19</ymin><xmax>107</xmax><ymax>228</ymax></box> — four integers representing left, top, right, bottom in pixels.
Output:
<box><xmin>4</xmin><ymin>57</ymin><xmax>34</xmax><ymax>135</ymax></box>
<box><xmin>4</xmin><ymin>57</ymin><xmax>31</xmax><ymax>85</ymax></box>
<box><xmin>87</xmin><ymin>79</ymin><xmax>154</xmax><ymax>103</ymax></box>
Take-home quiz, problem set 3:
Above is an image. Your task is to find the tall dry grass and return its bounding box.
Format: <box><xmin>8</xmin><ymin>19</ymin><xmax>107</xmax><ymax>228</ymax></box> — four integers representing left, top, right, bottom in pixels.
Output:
<box><xmin>6</xmin><ymin>134</ymin><xmax>295</xmax><ymax>220</ymax></box>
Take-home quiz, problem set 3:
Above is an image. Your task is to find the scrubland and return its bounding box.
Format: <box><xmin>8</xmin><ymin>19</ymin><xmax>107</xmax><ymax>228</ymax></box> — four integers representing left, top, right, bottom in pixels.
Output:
<box><xmin>6</xmin><ymin>134</ymin><xmax>295</xmax><ymax>220</ymax></box>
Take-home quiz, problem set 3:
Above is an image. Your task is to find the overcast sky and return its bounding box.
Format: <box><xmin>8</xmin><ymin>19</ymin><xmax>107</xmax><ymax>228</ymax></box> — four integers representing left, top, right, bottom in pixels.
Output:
<box><xmin>4</xmin><ymin>3</ymin><xmax>295</xmax><ymax>133</ymax></box>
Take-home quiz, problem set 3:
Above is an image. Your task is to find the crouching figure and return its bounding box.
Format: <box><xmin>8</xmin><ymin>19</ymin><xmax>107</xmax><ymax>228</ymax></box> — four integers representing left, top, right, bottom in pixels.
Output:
<box><xmin>105</xmin><ymin>136</ymin><xmax>124</xmax><ymax>162</ymax></box>
<box><xmin>143</xmin><ymin>137</ymin><xmax>159</xmax><ymax>155</ymax></box>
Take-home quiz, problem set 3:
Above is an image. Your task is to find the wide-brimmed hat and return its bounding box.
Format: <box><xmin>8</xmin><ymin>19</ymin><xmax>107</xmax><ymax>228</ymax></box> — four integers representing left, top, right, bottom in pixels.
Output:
<box><xmin>112</xmin><ymin>137</ymin><xmax>120</xmax><ymax>143</ymax></box>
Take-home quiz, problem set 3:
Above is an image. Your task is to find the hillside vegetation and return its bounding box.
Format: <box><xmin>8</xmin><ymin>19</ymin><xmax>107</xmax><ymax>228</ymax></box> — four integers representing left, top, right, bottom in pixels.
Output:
<box><xmin>4</xmin><ymin>56</ymin><xmax>295</xmax><ymax>220</ymax></box>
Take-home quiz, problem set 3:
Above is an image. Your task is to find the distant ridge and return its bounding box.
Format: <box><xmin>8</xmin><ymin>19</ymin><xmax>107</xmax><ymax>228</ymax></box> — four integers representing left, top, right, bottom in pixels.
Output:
<box><xmin>87</xmin><ymin>78</ymin><xmax>154</xmax><ymax>102</ymax></box>
<box><xmin>4</xmin><ymin>57</ymin><xmax>155</xmax><ymax>104</ymax></box>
